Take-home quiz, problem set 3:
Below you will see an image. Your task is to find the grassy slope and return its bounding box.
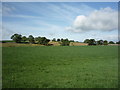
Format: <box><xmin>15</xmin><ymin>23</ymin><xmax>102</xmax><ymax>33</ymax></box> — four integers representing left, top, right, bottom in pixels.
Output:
<box><xmin>1</xmin><ymin>41</ymin><xmax>88</xmax><ymax>47</ymax></box>
<box><xmin>2</xmin><ymin>46</ymin><xmax>118</xmax><ymax>88</ymax></box>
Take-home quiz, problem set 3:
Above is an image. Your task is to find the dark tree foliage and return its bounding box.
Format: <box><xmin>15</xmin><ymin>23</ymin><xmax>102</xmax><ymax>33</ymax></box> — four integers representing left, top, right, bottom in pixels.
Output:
<box><xmin>61</xmin><ymin>38</ymin><xmax>70</xmax><ymax>46</ymax></box>
<box><xmin>103</xmin><ymin>40</ymin><xmax>108</xmax><ymax>45</ymax></box>
<box><xmin>28</xmin><ymin>35</ymin><xmax>35</xmax><ymax>44</ymax></box>
<box><xmin>84</xmin><ymin>39</ymin><xmax>90</xmax><ymax>43</ymax></box>
<box><xmin>35</xmin><ymin>37</ymin><xmax>39</xmax><ymax>42</ymax></box>
<box><xmin>11</xmin><ymin>34</ymin><xmax>22</xmax><ymax>43</ymax></box>
<box><xmin>97</xmin><ymin>40</ymin><xmax>104</xmax><ymax>45</ymax></box>
<box><xmin>22</xmin><ymin>36</ymin><xmax>27</xmax><ymax>42</ymax></box>
<box><xmin>37</xmin><ymin>37</ymin><xmax>50</xmax><ymax>45</ymax></box>
<box><xmin>37</xmin><ymin>37</ymin><xmax>42</xmax><ymax>44</ymax></box>
<box><xmin>109</xmin><ymin>41</ymin><xmax>115</xmax><ymax>44</ymax></box>
<box><xmin>88</xmin><ymin>39</ymin><xmax>96</xmax><ymax>45</ymax></box>
<box><xmin>57</xmin><ymin>39</ymin><xmax>60</xmax><ymax>42</ymax></box>
<box><xmin>61</xmin><ymin>38</ymin><xmax>64</xmax><ymax>42</ymax></box>
<box><xmin>11</xmin><ymin>34</ymin><xmax>115</xmax><ymax>46</ymax></box>
<box><xmin>69</xmin><ymin>40</ymin><xmax>74</xmax><ymax>42</ymax></box>
<box><xmin>116</xmin><ymin>41</ymin><xmax>120</xmax><ymax>44</ymax></box>
<box><xmin>52</xmin><ymin>38</ymin><xmax>56</xmax><ymax>42</ymax></box>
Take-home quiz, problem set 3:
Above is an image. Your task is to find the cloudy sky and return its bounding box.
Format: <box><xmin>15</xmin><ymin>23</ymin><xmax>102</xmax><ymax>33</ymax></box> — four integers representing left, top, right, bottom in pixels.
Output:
<box><xmin>2</xmin><ymin>2</ymin><xmax>118</xmax><ymax>42</ymax></box>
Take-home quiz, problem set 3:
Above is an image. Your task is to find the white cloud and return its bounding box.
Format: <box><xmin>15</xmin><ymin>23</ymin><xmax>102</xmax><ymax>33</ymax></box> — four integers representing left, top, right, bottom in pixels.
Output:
<box><xmin>102</xmin><ymin>35</ymin><xmax>119</xmax><ymax>41</ymax></box>
<box><xmin>66</xmin><ymin>7</ymin><xmax>118</xmax><ymax>33</ymax></box>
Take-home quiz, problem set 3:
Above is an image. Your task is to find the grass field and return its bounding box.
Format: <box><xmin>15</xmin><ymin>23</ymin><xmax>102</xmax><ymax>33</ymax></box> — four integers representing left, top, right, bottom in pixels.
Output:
<box><xmin>2</xmin><ymin>46</ymin><xmax>118</xmax><ymax>88</ymax></box>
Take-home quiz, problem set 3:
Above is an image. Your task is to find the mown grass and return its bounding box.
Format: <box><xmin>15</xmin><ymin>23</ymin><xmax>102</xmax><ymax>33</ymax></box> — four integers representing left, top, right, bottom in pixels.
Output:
<box><xmin>2</xmin><ymin>46</ymin><xmax>118</xmax><ymax>88</ymax></box>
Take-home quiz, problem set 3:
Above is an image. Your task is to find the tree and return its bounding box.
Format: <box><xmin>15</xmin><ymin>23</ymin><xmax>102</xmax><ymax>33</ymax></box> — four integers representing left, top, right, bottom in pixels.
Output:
<box><xmin>88</xmin><ymin>39</ymin><xmax>96</xmax><ymax>45</ymax></box>
<box><xmin>57</xmin><ymin>39</ymin><xmax>60</xmax><ymax>42</ymax></box>
<box><xmin>34</xmin><ymin>37</ymin><xmax>40</xmax><ymax>43</ymax></box>
<box><xmin>109</xmin><ymin>41</ymin><xmax>115</xmax><ymax>44</ymax></box>
<box><xmin>43</xmin><ymin>38</ymin><xmax>50</xmax><ymax>45</ymax></box>
<box><xmin>11</xmin><ymin>34</ymin><xmax>22</xmax><ymax>43</ymax></box>
<box><xmin>84</xmin><ymin>39</ymin><xmax>89</xmax><ymax>43</ymax></box>
<box><xmin>116</xmin><ymin>41</ymin><xmax>120</xmax><ymax>44</ymax></box>
<box><xmin>22</xmin><ymin>36</ymin><xmax>27</xmax><ymax>42</ymax></box>
<box><xmin>69</xmin><ymin>40</ymin><xmax>74</xmax><ymax>42</ymax></box>
<box><xmin>97</xmin><ymin>40</ymin><xmax>104</xmax><ymax>45</ymax></box>
<box><xmin>28</xmin><ymin>35</ymin><xmax>35</xmax><ymax>44</ymax></box>
<box><xmin>61</xmin><ymin>38</ymin><xmax>70</xmax><ymax>46</ymax></box>
<box><xmin>103</xmin><ymin>40</ymin><xmax>108</xmax><ymax>45</ymax></box>
<box><xmin>37</xmin><ymin>37</ymin><xmax>42</xmax><ymax>44</ymax></box>
<box><xmin>52</xmin><ymin>38</ymin><xmax>56</xmax><ymax>42</ymax></box>
<box><xmin>37</xmin><ymin>37</ymin><xmax>50</xmax><ymax>45</ymax></box>
<box><xmin>61</xmin><ymin>38</ymin><xmax>64</xmax><ymax>42</ymax></box>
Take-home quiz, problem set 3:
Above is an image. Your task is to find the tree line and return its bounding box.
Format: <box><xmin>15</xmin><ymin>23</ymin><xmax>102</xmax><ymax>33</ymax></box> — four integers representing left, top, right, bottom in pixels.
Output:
<box><xmin>84</xmin><ymin>39</ymin><xmax>120</xmax><ymax>45</ymax></box>
<box><xmin>10</xmin><ymin>34</ymin><xmax>71</xmax><ymax>46</ymax></box>
<box><xmin>10</xmin><ymin>34</ymin><xmax>120</xmax><ymax>46</ymax></box>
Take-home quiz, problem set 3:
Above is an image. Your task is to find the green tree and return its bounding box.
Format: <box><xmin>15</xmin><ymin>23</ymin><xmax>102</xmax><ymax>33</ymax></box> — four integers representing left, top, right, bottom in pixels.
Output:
<box><xmin>88</xmin><ymin>39</ymin><xmax>96</xmax><ymax>45</ymax></box>
<box><xmin>109</xmin><ymin>41</ymin><xmax>115</xmax><ymax>44</ymax></box>
<box><xmin>61</xmin><ymin>38</ymin><xmax>63</xmax><ymax>42</ymax></box>
<box><xmin>34</xmin><ymin>37</ymin><xmax>39</xmax><ymax>43</ymax></box>
<box><xmin>61</xmin><ymin>38</ymin><xmax>70</xmax><ymax>46</ymax></box>
<box><xmin>22</xmin><ymin>36</ymin><xmax>27</xmax><ymax>42</ymax></box>
<box><xmin>28</xmin><ymin>35</ymin><xmax>35</xmax><ymax>44</ymax></box>
<box><xmin>116</xmin><ymin>41</ymin><xmax>120</xmax><ymax>44</ymax></box>
<box><xmin>37</xmin><ymin>37</ymin><xmax>42</xmax><ymax>44</ymax></box>
<box><xmin>52</xmin><ymin>38</ymin><xmax>56</xmax><ymax>42</ymax></box>
<box><xmin>57</xmin><ymin>39</ymin><xmax>60</xmax><ymax>42</ymax></box>
<box><xmin>84</xmin><ymin>39</ymin><xmax>89</xmax><ymax>43</ymax></box>
<box><xmin>69</xmin><ymin>40</ymin><xmax>74</xmax><ymax>42</ymax></box>
<box><xmin>103</xmin><ymin>40</ymin><xmax>108</xmax><ymax>45</ymax></box>
<box><xmin>97</xmin><ymin>40</ymin><xmax>103</xmax><ymax>45</ymax></box>
<box><xmin>11</xmin><ymin>34</ymin><xmax>22</xmax><ymax>43</ymax></box>
<box><xmin>38</xmin><ymin>37</ymin><xmax>50</xmax><ymax>45</ymax></box>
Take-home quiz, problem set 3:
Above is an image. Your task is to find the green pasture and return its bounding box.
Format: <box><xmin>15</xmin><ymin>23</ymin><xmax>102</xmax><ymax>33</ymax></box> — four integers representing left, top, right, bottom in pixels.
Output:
<box><xmin>2</xmin><ymin>46</ymin><xmax>118</xmax><ymax>88</ymax></box>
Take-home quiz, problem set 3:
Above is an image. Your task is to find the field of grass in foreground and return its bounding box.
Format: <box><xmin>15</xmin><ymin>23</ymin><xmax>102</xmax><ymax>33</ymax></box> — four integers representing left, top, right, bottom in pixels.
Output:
<box><xmin>2</xmin><ymin>46</ymin><xmax>118</xmax><ymax>88</ymax></box>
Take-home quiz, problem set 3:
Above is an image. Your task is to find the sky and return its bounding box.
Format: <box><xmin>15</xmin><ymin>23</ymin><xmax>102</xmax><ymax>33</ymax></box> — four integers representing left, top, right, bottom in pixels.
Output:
<box><xmin>1</xmin><ymin>2</ymin><xmax>118</xmax><ymax>42</ymax></box>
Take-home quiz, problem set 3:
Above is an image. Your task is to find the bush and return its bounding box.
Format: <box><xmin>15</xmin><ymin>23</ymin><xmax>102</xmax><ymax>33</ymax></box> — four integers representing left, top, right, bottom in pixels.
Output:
<box><xmin>11</xmin><ymin>34</ymin><xmax>22</xmax><ymax>43</ymax></box>
<box><xmin>60</xmin><ymin>39</ymin><xmax>70</xmax><ymax>46</ymax></box>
